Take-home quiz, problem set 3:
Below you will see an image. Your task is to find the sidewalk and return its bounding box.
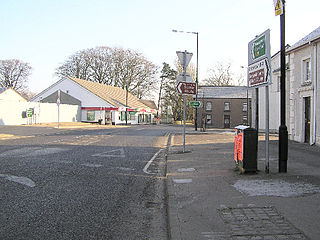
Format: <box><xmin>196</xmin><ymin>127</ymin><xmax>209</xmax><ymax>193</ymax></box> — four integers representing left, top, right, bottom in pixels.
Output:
<box><xmin>166</xmin><ymin>131</ymin><xmax>320</xmax><ymax>240</ymax></box>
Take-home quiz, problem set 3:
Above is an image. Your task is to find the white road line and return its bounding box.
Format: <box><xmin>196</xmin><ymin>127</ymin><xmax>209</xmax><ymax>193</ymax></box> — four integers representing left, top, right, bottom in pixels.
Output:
<box><xmin>0</xmin><ymin>174</ymin><xmax>36</xmax><ymax>187</ymax></box>
<box><xmin>143</xmin><ymin>149</ymin><xmax>163</xmax><ymax>174</ymax></box>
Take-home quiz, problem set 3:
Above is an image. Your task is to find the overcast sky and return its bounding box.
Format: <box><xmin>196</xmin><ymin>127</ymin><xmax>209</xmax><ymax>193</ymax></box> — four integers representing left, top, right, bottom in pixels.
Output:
<box><xmin>1</xmin><ymin>0</ymin><xmax>319</xmax><ymax>95</ymax></box>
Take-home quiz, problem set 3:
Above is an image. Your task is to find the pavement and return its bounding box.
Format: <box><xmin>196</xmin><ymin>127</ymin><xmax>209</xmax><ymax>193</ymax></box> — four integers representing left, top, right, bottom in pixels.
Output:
<box><xmin>166</xmin><ymin>129</ymin><xmax>320</xmax><ymax>240</ymax></box>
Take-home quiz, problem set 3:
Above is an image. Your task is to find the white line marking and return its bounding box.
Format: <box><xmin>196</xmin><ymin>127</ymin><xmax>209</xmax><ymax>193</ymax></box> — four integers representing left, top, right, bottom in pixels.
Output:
<box><xmin>173</xmin><ymin>179</ymin><xmax>193</xmax><ymax>184</ymax></box>
<box><xmin>81</xmin><ymin>163</ymin><xmax>103</xmax><ymax>168</ymax></box>
<box><xmin>92</xmin><ymin>148</ymin><xmax>125</xmax><ymax>157</ymax></box>
<box><xmin>0</xmin><ymin>174</ymin><xmax>36</xmax><ymax>187</ymax></box>
<box><xmin>143</xmin><ymin>149</ymin><xmax>163</xmax><ymax>174</ymax></box>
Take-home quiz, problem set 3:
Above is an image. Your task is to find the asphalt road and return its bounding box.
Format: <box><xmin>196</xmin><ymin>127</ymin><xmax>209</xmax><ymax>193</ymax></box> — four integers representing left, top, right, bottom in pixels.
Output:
<box><xmin>0</xmin><ymin>125</ymin><xmax>180</xmax><ymax>240</ymax></box>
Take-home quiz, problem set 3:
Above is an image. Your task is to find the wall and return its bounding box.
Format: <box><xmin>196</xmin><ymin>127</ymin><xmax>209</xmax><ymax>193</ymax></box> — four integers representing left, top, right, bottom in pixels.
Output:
<box><xmin>197</xmin><ymin>98</ymin><xmax>250</xmax><ymax>128</ymax></box>
<box><xmin>0</xmin><ymin>100</ymin><xmax>81</xmax><ymax>125</ymax></box>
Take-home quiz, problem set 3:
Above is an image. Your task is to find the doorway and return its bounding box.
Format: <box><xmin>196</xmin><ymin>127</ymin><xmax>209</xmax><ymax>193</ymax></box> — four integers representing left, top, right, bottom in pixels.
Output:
<box><xmin>224</xmin><ymin>115</ymin><xmax>230</xmax><ymax>128</ymax></box>
<box><xmin>304</xmin><ymin>97</ymin><xmax>311</xmax><ymax>143</ymax></box>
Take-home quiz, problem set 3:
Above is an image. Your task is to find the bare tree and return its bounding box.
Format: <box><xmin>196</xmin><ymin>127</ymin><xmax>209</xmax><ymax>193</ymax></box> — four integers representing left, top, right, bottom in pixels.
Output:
<box><xmin>203</xmin><ymin>62</ymin><xmax>233</xmax><ymax>86</ymax></box>
<box><xmin>55</xmin><ymin>46</ymin><xmax>158</xmax><ymax>99</ymax></box>
<box><xmin>0</xmin><ymin>59</ymin><xmax>32</xmax><ymax>91</ymax></box>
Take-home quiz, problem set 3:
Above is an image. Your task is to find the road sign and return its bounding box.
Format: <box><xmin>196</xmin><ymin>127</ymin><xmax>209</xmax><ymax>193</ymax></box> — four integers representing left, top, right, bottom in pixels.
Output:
<box><xmin>176</xmin><ymin>73</ymin><xmax>193</xmax><ymax>83</ymax></box>
<box><xmin>273</xmin><ymin>0</ymin><xmax>283</xmax><ymax>16</ymax></box>
<box><xmin>248</xmin><ymin>29</ymin><xmax>270</xmax><ymax>66</ymax></box>
<box><xmin>189</xmin><ymin>101</ymin><xmax>202</xmax><ymax>108</ymax></box>
<box><xmin>176</xmin><ymin>81</ymin><xmax>196</xmax><ymax>95</ymax></box>
<box><xmin>248</xmin><ymin>58</ymin><xmax>270</xmax><ymax>87</ymax></box>
<box><xmin>176</xmin><ymin>51</ymin><xmax>193</xmax><ymax>67</ymax></box>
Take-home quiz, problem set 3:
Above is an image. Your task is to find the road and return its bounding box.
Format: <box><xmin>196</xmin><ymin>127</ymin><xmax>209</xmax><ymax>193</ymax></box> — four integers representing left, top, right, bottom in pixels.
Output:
<box><xmin>0</xmin><ymin>125</ymin><xmax>180</xmax><ymax>240</ymax></box>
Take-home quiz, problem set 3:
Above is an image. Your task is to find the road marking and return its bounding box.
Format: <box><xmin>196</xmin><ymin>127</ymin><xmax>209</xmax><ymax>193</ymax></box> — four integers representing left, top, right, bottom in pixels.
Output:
<box><xmin>143</xmin><ymin>149</ymin><xmax>163</xmax><ymax>174</ymax></box>
<box><xmin>177</xmin><ymin>168</ymin><xmax>196</xmax><ymax>172</ymax></box>
<box><xmin>173</xmin><ymin>178</ymin><xmax>193</xmax><ymax>184</ymax></box>
<box><xmin>81</xmin><ymin>163</ymin><xmax>103</xmax><ymax>168</ymax></box>
<box><xmin>92</xmin><ymin>148</ymin><xmax>125</xmax><ymax>157</ymax></box>
<box><xmin>0</xmin><ymin>174</ymin><xmax>36</xmax><ymax>187</ymax></box>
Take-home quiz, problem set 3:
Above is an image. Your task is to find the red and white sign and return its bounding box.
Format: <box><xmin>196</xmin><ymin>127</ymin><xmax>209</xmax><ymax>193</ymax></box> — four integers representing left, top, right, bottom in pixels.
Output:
<box><xmin>176</xmin><ymin>81</ymin><xmax>196</xmax><ymax>95</ymax></box>
<box><xmin>248</xmin><ymin>58</ymin><xmax>269</xmax><ymax>88</ymax></box>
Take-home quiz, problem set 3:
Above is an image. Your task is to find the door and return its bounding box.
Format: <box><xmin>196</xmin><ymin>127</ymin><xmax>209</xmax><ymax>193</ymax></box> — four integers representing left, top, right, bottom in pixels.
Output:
<box><xmin>304</xmin><ymin>97</ymin><xmax>311</xmax><ymax>143</ymax></box>
<box><xmin>224</xmin><ymin>115</ymin><xmax>230</xmax><ymax>128</ymax></box>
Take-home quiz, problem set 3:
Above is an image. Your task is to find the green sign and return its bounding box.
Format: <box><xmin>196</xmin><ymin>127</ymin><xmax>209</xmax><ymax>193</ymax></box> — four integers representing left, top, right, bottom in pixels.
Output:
<box><xmin>27</xmin><ymin>108</ymin><xmax>33</xmax><ymax>117</ymax></box>
<box><xmin>189</xmin><ymin>101</ymin><xmax>202</xmax><ymax>108</ymax></box>
<box><xmin>253</xmin><ymin>35</ymin><xmax>266</xmax><ymax>59</ymax></box>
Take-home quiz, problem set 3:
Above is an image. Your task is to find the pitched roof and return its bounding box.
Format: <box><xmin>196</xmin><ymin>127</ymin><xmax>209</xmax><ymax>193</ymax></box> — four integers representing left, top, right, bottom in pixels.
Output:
<box><xmin>69</xmin><ymin>77</ymin><xmax>151</xmax><ymax>109</ymax></box>
<box><xmin>198</xmin><ymin>86</ymin><xmax>250</xmax><ymax>99</ymax></box>
<box><xmin>288</xmin><ymin>26</ymin><xmax>320</xmax><ymax>52</ymax></box>
<box><xmin>140</xmin><ymin>99</ymin><xmax>158</xmax><ymax>110</ymax></box>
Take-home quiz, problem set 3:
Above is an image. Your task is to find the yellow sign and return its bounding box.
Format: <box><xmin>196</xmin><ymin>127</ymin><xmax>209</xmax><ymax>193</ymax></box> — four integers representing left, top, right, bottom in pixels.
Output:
<box><xmin>274</xmin><ymin>0</ymin><xmax>283</xmax><ymax>16</ymax></box>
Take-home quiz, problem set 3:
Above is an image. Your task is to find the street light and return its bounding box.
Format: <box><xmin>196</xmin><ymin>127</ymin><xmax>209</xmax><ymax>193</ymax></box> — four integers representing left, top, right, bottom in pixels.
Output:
<box><xmin>172</xmin><ymin>29</ymin><xmax>199</xmax><ymax>131</ymax></box>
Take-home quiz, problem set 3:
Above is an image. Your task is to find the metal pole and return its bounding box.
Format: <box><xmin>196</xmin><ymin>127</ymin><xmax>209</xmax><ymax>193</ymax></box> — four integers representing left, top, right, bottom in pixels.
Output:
<box><xmin>195</xmin><ymin>32</ymin><xmax>199</xmax><ymax>131</ymax></box>
<box><xmin>265</xmin><ymin>85</ymin><xmax>270</xmax><ymax>173</ymax></box>
<box><xmin>279</xmin><ymin>0</ymin><xmax>288</xmax><ymax>173</ymax></box>
<box><xmin>183</xmin><ymin>50</ymin><xmax>187</xmax><ymax>152</ymax></box>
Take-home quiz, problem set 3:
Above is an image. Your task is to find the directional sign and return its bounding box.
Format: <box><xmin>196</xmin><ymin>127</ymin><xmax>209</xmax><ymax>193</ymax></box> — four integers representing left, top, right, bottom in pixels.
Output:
<box><xmin>248</xmin><ymin>58</ymin><xmax>270</xmax><ymax>87</ymax></box>
<box><xmin>248</xmin><ymin>29</ymin><xmax>270</xmax><ymax>66</ymax></box>
<box><xmin>176</xmin><ymin>81</ymin><xmax>197</xmax><ymax>95</ymax></box>
<box><xmin>189</xmin><ymin>101</ymin><xmax>202</xmax><ymax>108</ymax></box>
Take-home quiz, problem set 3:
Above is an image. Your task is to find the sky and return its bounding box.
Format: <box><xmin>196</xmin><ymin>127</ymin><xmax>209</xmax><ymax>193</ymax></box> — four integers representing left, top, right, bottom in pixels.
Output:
<box><xmin>1</xmin><ymin>0</ymin><xmax>320</xmax><ymax>96</ymax></box>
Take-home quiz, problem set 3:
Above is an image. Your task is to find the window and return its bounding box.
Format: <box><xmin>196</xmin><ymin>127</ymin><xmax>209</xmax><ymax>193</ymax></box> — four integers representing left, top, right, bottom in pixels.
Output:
<box><xmin>224</xmin><ymin>102</ymin><xmax>230</xmax><ymax>111</ymax></box>
<box><xmin>87</xmin><ymin>111</ymin><xmax>95</xmax><ymax>121</ymax></box>
<box><xmin>206</xmin><ymin>101</ymin><xmax>212</xmax><ymax>111</ymax></box>
<box><xmin>242</xmin><ymin>102</ymin><xmax>248</xmax><ymax>112</ymax></box>
<box><xmin>129</xmin><ymin>112</ymin><xmax>136</xmax><ymax>120</ymax></box>
<box><xmin>303</xmin><ymin>58</ymin><xmax>312</xmax><ymax>83</ymax></box>
<box><xmin>206</xmin><ymin>114</ymin><xmax>212</xmax><ymax>124</ymax></box>
<box><xmin>275</xmin><ymin>76</ymin><xmax>280</xmax><ymax>92</ymax></box>
<box><xmin>243</xmin><ymin>115</ymin><xmax>248</xmax><ymax>125</ymax></box>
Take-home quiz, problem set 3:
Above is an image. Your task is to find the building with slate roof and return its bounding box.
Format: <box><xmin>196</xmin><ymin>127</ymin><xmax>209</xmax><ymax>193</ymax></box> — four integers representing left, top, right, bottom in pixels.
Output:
<box><xmin>196</xmin><ymin>86</ymin><xmax>252</xmax><ymax>129</ymax></box>
<box><xmin>31</xmin><ymin>77</ymin><xmax>157</xmax><ymax>125</ymax></box>
<box><xmin>256</xmin><ymin>26</ymin><xmax>320</xmax><ymax>145</ymax></box>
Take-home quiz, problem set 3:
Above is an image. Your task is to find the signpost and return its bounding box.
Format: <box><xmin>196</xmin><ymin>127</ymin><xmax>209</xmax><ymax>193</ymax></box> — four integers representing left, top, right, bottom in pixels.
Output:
<box><xmin>176</xmin><ymin>81</ymin><xmax>196</xmax><ymax>95</ymax></box>
<box><xmin>248</xmin><ymin>29</ymin><xmax>271</xmax><ymax>173</ymax></box>
<box><xmin>189</xmin><ymin>101</ymin><xmax>202</xmax><ymax>108</ymax></box>
<box><xmin>248</xmin><ymin>58</ymin><xmax>270</xmax><ymax>88</ymax></box>
<box><xmin>176</xmin><ymin>50</ymin><xmax>193</xmax><ymax>153</ymax></box>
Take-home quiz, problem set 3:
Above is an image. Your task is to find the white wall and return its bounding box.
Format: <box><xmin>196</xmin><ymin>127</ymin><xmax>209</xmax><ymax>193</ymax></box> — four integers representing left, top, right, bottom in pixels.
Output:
<box><xmin>32</xmin><ymin>78</ymin><xmax>112</xmax><ymax>108</ymax></box>
<box><xmin>0</xmin><ymin>100</ymin><xmax>81</xmax><ymax>125</ymax></box>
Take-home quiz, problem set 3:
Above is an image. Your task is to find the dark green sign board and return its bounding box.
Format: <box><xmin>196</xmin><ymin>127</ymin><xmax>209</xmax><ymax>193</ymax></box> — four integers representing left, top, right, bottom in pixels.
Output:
<box><xmin>253</xmin><ymin>35</ymin><xmax>266</xmax><ymax>59</ymax></box>
<box><xmin>189</xmin><ymin>101</ymin><xmax>202</xmax><ymax>108</ymax></box>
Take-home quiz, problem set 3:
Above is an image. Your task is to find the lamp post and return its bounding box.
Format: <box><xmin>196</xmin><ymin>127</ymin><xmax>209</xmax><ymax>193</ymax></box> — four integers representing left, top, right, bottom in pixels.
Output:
<box><xmin>172</xmin><ymin>29</ymin><xmax>199</xmax><ymax>131</ymax></box>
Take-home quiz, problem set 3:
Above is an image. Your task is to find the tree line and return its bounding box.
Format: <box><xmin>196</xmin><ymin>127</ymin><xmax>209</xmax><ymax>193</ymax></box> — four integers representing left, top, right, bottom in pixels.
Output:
<box><xmin>1</xmin><ymin>46</ymin><xmax>244</xmax><ymax>122</ymax></box>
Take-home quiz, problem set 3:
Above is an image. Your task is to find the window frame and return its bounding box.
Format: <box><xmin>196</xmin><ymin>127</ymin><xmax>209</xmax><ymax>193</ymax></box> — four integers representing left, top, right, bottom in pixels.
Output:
<box><xmin>224</xmin><ymin>102</ymin><xmax>230</xmax><ymax>112</ymax></box>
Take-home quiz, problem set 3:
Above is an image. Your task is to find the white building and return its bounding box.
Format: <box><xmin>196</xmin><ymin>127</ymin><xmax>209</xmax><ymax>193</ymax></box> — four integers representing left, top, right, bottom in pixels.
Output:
<box><xmin>31</xmin><ymin>77</ymin><xmax>157</xmax><ymax>125</ymax></box>
<box><xmin>256</xmin><ymin>26</ymin><xmax>320</xmax><ymax>145</ymax></box>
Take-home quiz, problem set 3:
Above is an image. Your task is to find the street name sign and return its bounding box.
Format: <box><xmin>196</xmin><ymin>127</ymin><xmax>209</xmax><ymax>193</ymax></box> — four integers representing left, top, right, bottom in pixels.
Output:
<box><xmin>248</xmin><ymin>59</ymin><xmax>270</xmax><ymax>87</ymax></box>
<box><xmin>189</xmin><ymin>101</ymin><xmax>202</xmax><ymax>108</ymax></box>
<box><xmin>176</xmin><ymin>81</ymin><xmax>196</xmax><ymax>95</ymax></box>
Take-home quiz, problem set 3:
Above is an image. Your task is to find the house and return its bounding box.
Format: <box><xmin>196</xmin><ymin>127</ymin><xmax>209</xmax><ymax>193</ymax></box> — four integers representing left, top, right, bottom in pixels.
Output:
<box><xmin>286</xmin><ymin>26</ymin><xmax>320</xmax><ymax>144</ymax></box>
<box><xmin>0</xmin><ymin>87</ymin><xmax>27</xmax><ymax>102</ymax></box>
<box><xmin>196</xmin><ymin>86</ymin><xmax>252</xmax><ymax>129</ymax></box>
<box><xmin>256</xmin><ymin>26</ymin><xmax>320</xmax><ymax>145</ymax></box>
<box><xmin>31</xmin><ymin>77</ymin><xmax>157</xmax><ymax>125</ymax></box>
